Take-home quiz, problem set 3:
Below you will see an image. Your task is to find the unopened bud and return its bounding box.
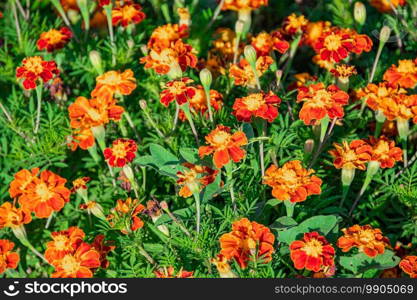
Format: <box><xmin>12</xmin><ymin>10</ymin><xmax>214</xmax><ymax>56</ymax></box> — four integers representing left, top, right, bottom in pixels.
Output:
<box><xmin>244</xmin><ymin>45</ymin><xmax>257</xmax><ymax>65</ymax></box>
<box><xmin>304</xmin><ymin>139</ymin><xmax>315</xmax><ymax>155</ymax></box>
<box><xmin>199</xmin><ymin>68</ymin><xmax>212</xmax><ymax>89</ymax></box>
<box><xmin>367</xmin><ymin>160</ymin><xmax>381</xmax><ymax>177</ymax></box>
<box><xmin>89</xmin><ymin>51</ymin><xmax>103</xmax><ymax>75</ymax></box>
<box><xmin>375</xmin><ymin>109</ymin><xmax>386</xmax><ymax>123</ymax></box>
<box><xmin>397</xmin><ymin>118</ymin><xmax>410</xmax><ymax>141</ymax></box>
<box><xmin>235</xmin><ymin>20</ymin><xmax>245</xmax><ymax>35</ymax></box>
<box><xmin>139</xmin><ymin>100</ymin><xmax>147</xmax><ymax>110</ymax></box>
<box><xmin>341</xmin><ymin>167</ymin><xmax>356</xmax><ymax>187</ymax></box>
<box><xmin>127</xmin><ymin>39</ymin><xmax>135</xmax><ymax>49</ymax></box>
<box><xmin>160</xmin><ymin>201</ymin><xmax>169</xmax><ymax>210</ymax></box>
<box><xmin>140</xmin><ymin>44</ymin><xmax>148</xmax><ymax>55</ymax></box>
<box><xmin>379</xmin><ymin>26</ymin><xmax>391</xmax><ymax>44</ymax></box>
<box><xmin>354</xmin><ymin>2</ymin><xmax>366</xmax><ymax>26</ymax></box>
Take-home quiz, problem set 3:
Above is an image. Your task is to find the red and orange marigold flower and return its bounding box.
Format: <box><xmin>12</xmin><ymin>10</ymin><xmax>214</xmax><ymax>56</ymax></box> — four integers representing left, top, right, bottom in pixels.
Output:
<box><xmin>290</xmin><ymin>232</ymin><xmax>335</xmax><ymax>272</ymax></box>
<box><xmin>232</xmin><ymin>91</ymin><xmax>281</xmax><ymax>123</ymax></box>
<box><xmin>297</xmin><ymin>82</ymin><xmax>349</xmax><ymax>125</ymax></box>
<box><xmin>365</xmin><ymin>136</ymin><xmax>402</xmax><ymax>168</ymax></box>
<box><xmin>16</xmin><ymin>56</ymin><xmax>59</xmax><ymax>90</ymax></box>
<box><xmin>263</xmin><ymin>160</ymin><xmax>322</xmax><ymax>203</ymax></box>
<box><xmin>91</xmin><ymin>69</ymin><xmax>137</xmax><ymax>101</ymax></box>
<box><xmin>329</xmin><ymin>140</ymin><xmax>372</xmax><ymax>170</ymax></box>
<box><xmin>250</xmin><ymin>31</ymin><xmax>289</xmax><ymax>56</ymax></box>
<box><xmin>112</xmin><ymin>1</ymin><xmax>146</xmax><ymax>27</ymax></box>
<box><xmin>337</xmin><ymin>224</ymin><xmax>391</xmax><ymax>257</ymax></box>
<box><xmin>176</xmin><ymin>163</ymin><xmax>218</xmax><ymax>197</ymax></box>
<box><xmin>109</xmin><ymin>198</ymin><xmax>145</xmax><ymax>234</ymax></box>
<box><xmin>154</xmin><ymin>266</ymin><xmax>193</xmax><ymax>278</ymax></box>
<box><xmin>199</xmin><ymin>125</ymin><xmax>248</xmax><ymax>169</ymax></box>
<box><xmin>369</xmin><ymin>0</ymin><xmax>406</xmax><ymax>13</ymax></box>
<box><xmin>219</xmin><ymin>218</ymin><xmax>275</xmax><ymax>268</ymax></box>
<box><xmin>282</xmin><ymin>13</ymin><xmax>308</xmax><ymax>35</ymax></box>
<box><xmin>229</xmin><ymin>56</ymin><xmax>273</xmax><ymax>88</ymax></box>
<box><xmin>383</xmin><ymin>59</ymin><xmax>417</xmax><ymax>89</ymax></box>
<box><xmin>9</xmin><ymin>168</ymin><xmax>71</xmax><ymax>219</ymax></box>
<box><xmin>104</xmin><ymin>138</ymin><xmax>137</xmax><ymax>167</ymax></box>
<box><xmin>68</xmin><ymin>128</ymin><xmax>95</xmax><ymax>151</ymax></box>
<box><xmin>222</xmin><ymin>0</ymin><xmax>269</xmax><ymax>11</ymax></box>
<box><xmin>178</xmin><ymin>86</ymin><xmax>223</xmax><ymax>121</ymax></box>
<box><xmin>160</xmin><ymin>77</ymin><xmax>195</xmax><ymax>107</ymax></box>
<box><xmin>44</xmin><ymin>226</ymin><xmax>85</xmax><ymax>263</ymax></box>
<box><xmin>399</xmin><ymin>256</ymin><xmax>417</xmax><ymax>278</ymax></box>
<box><xmin>146</xmin><ymin>24</ymin><xmax>188</xmax><ymax>52</ymax></box>
<box><xmin>37</xmin><ymin>27</ymin><xmax>72</xmax><ymax>52</ymax></box>
<box><xmin>0</xmin><ymin>202</ymin><xmax>32</xmax><ymax>229</ymax></box>
<box><xmin>0</xmin><ymin>240</ymin><xmax>20</xmax><ymax>274</ymax></box>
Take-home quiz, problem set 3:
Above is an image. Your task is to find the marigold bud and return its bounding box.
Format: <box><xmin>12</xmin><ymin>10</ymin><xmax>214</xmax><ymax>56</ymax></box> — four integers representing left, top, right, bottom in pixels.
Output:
<box><xmin>354</xmin><ymin>2</ymin><xmax>366</xmax><ymax>26</ymax></box>
<box><xmin>199</xmin><ymin>68</ymin><xmax>212</xmax><ymax>89</ymax></box>
<box><xmin>244</xmin><ymin>45</ymin><xmax>257</xmax><ymax>66</ymax></box>
<box><xmin>139</xmin><ymin>100</ymin><xmax>147</xmax><ymax>110</ymax></box>
<box><xmin>341</xmin><ymin>167</ymin><xmax>356</xmax><ymax>187</ymax></box>
<box><xmin>379</xmin><ymin>26</ymin><xmax>391</xmax><ymax>44</ymax></box>
<box><xmin>89</xmin><ymin>50</ymin><xmax>103</xmax><ymax>75</ymax></box>
<box><xmin>304</xmin><ymin>139</ymin><xmax>315</xmax><ymax>155</ymax></box>
<box><xmin>397</xmin><ymin>118</ymin><xmax>410</xmax><ymax>141</ymax></box>
<box><xmin>235</xmin><ymin>20</ymin><xmax>245</xmax><ymax>35</ymax></box>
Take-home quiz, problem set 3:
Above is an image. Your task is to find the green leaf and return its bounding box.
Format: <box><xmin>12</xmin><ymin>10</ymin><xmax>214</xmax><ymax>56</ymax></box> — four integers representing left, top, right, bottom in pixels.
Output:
<box><xmin>339</xmin><ymin>250</ymin><xmax>400</xmax><ymax>274</ymax></box>
<box><xmin>180</xmin><ymin>148</ymin><xmax>199</xmax><ymax>164</ymax></box>
<box><xmin>149</xmin><ymin>143</ymin><xmax>179</xmax><ymax>166</ymax></box>
<box><xmin>201</xmin><ymin>173</ymin><xmax>222</xmax><ymax>203</ymax></box>
<box><xmin>271</xmin><ymin>216</ymin><xmax>298</xmax><ymax>231</ymax></box>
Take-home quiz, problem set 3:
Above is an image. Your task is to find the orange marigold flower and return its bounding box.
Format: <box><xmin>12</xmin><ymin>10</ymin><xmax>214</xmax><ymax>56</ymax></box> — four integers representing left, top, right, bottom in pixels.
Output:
<box><xmin>177</xmin><ymin>7</ymin><xmax>191</xmax><ymax>28</ymax></box>
<box><xmin>0</xmin><ymin>202</ymin><xmax>32</xmax><ymax>229</ymax></box>
<box><xmin>365</xmin><ymin>136</ymin><xmax>402</xmax><ymax>168</ymax></box>
<box><xmin>312</xmin><ymin>54</ymin><xmax>335</xmax><ymax>70</ymax></box>
<box><xmin>91</xmin><ymin>235</ymin><xmax>115</xmax><ymax>269</ymax></box>
<box><xmin>288</xmin><ymin>72</ymin><xmax>317</xmax><ymax>91</ymax></box>
<box><xmin>37</xmin><ymin>27</ymin><xmax>72</xmax><ymax>52</ymax></box>
<box><xmin>399</xmin><ymin>256</ymin><xmax>417</xmax><ymax>278</ymax></box>
<box><xmin>383</xmin><ymin>59</ymin><xmax>417</xmax><ymax>89</ymax></box>
<box><xmin>60</xmin><ymin>0</ymin><xmax>79</xmax><ymax>11</ymax></box>
<box><xmin>229</xmin><ymin>56</ymin><xmax>273</xmax><ymax>88</ymax></box>
<box><xmin>178</xmin><ymin>86</ymin><xmax>223</xmax><ymax>121</ymax></box>
<box><xmin>9</xmin><ymin>168</ymin><xmax>71</xmax><ymax>219</ymax></box>
<box><xmin>45</xmin><ymin>226</ymin><xmax>85</xmax><ymax>263</ymax></box>
<box><xmin>219</xmin><ymin>218</ymin><xmax>275</xmax><ymax>269</ymax></box>
<box><xmin>112</xmin><ymin>198</ymin><xmax>145</xmax><ymax>234</ymax></box>
<box><xmin>222</xmin><ymin>0</ymin><xmax>268</xmax><ymax>11</ymax></box>
<box><xmin>91</xmin><ymin>69</ymin><xmax>137</xmax><ymax>101</ymax></box>
<box><xmin>147</xmin><ymin>24</ymin><xmax>188</xmax><ymax>52</ymax></box>
<box><xmin>0</xmin><ymin>240</ymin><xmax>20</xmax><ymax>274</ymax></box>
<box><xmin>337</xmin><ymin>224</ymin><xmax>391</xmax><ymax>257</ymax></box>
<box><xmin>104</xmin><ymin>138</ymin><xmax>137</xmax><ymax>167</ymax></box>
<box><xmin>16</xmin><ymin>56</ymin><xmax>59</xmax><ymax>90</ymax></box>
<box><xmin>233</xmin><ymin>91</ymin><xmax>281</xmax><ymax>123</ymax></box>
<box><xmin>112</xmin><ymin>1</ymin><xmax>145</xmax><ymax>27</ymax></box>
<box><xmin>199</xmin><ymin>125</ymin><xmax>248</xmax><ymax>169</ymax></box>
<box><xmin>68</xmin><ymin>96</ymin><xmax>124</xmax><ymax>129</ymax></box>
<box><xmin>211</xmin><ymin>254</ymin><xmax>237</xmax><ymax>278</ymax></box>
<box><xmin>328</xmin><ymin>140</ymin><xmax>372</xmax><ymax>170</ymax></box>
<box><xmin>304</xmin><ymin>21</ymin><xmax>332</xmax><ymax>47</ymax></box>
<box><xmin>160</xmin><ymin>77</ymin><xmax>195</xmax><ymax>107</ymax></box>
<box><xmin>176</xmin><ymin>163</ymin><xmax>218</xmax><ymax>198</ymax></box>
<box><xmin>369</xmin><ymin>0</ymin><xmax>406</xmax><ymax>13</ymax></box>
<box><xmin>330</xmin><ymin>64</ymin><xmax>357</xmax><ymax>80</ymax></box>
<box><xmin>250</xmin><ymin>32</ymin><xmax>289</xmax><ymax>56</ymax></box>
<box><xmin>263</xmin><ymin>160</ymin><xmax>322</xmax><ymax>203</ymax></box>
<box><xmin>282</xmin><ymin>13</ymin><xmax>308</xmax><ymax>35</ymax></box>
<box><xmin>68</xmin><ymin>128</ymin><xmax>95</xmax><ymax>151</ymax></box>
<box><xmin>154</xmin><ymin>266</ymin><xmax>194</xmax><ymax>278</ymax></box>
<box><xmin>71</xmin><ymin>177</ymin><xmax>91</xmax><ymax>192</ymax></box>
<box><xmin>50</xmin><ymin>242</ymin><xmax>101</xmax><ymax>278</ymax></box>
<box><xmin>212</xmin><ymin>28</ymin><xmax>239</xmax><ymax>58</ymax></box>
<box><xmin>290</xmin><ymin>232</ymin><xmax>335</xmax><ymax>272</ymax></box>
<box><xmin>297</xmin><ymin>82</ymin><xmax>349</xmax><ymax>125</ymax></box>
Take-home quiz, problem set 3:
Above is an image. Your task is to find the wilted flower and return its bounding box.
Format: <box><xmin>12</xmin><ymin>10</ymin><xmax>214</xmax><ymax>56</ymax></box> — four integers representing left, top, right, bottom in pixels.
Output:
<box><xmin>263</xmin><ymin>160</ymin><xmax>322</xmax><ymax>203</ymax></box>
<box><xmin>37</xmin><ymin>27</ymin><xmax>72</xmax><ymax>52</ymax></box>
<box><xmin>232</xmin><ymin>91</ymin><xmax>281</xmax><ymax>123</ymax></box>
<box><xmin>219</xmin><ymin>218</ymin><xmax>275</xmax><ymax>268</ymax></box>
<box><xmin>199</xmin><ymin>125</ymin><xmax>248</xmax><ymax>169</ymax></box>
<box><xmin>290</xmin><ymin>232</ymin><xmax>335</xmax><ymax>272</ymax></box>
<box><xmin>16</xmin><ymin>56</ymin><xmax>59</xmax><ymax>90</ymax></box>
<box><xmin>337</xmin><ymin>224</ymin><xmax>391</xmax><ymax>257</ymax></box>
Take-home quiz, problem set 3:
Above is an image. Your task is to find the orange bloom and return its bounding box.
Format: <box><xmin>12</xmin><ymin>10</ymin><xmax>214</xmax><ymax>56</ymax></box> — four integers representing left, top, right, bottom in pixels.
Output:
<box><xmin>37</xmin><ymin>27</ymin><xmax>72</xmax><ymax>52</ymax></box>
<box><xmin>176</xmin><ymin>163</ymin><xmax>218</xmax><ymax>197</ymax></box>
<box><xmin>9</xmin><ymin>168</ymin><xmax>71</xmax><ymax>219</ymax></box>
<box><xmin>104</xmin><ymin>138</ymin><xmax>137</xmax><ymax>167</ymax></box>
<box><xmin>290</xmin><ymin>232</ymin><xmax>335</xmax><ymax>272</ymax></box>
<box><xmin>45</xmin><ymin>226</ymin><xmax>85</xmax><ymax>263</ymax></box>
<box><xmin>219</xmin><ymin>218</ymin><xmax>275</xmax><ymax>268</ymax></box>
<box><xmin>60</xmin><ymin>0</ymin><xmax>79</xmax><ymax>11</ymax></box>
<box><xmin>160</xmin><ymin>77</ymin><xmax>195</xmax><ymax>107</ymax></box>
<box><xmin>312</xmin><ymin>54</ymin><xmax>335</xmax><ymax>70</ymax></box>
<box><xmin>330</xmin><ymin>64</ymin><xmax>357</xmax><ymax>80</ymax></box>
<box><xmin>229</xmin><ymin>56</ymin><xmax>273</xmax><ymax>87</ymax></box>
<box><xmin>154</xmin><ymin>266</ymin><xmax>193</xmax><ymax>278</ymax></box>
<box><xmin>0</xmin><ymin>202</ymin><xmax>32</xmax><ymax>229</ymax></box>
<box><xmin>365</xmin><ymin>136</ymin><xmax>402</xmax><ymax>168</ymax></box>
<box><xmin>232</xmin><ymin>91</ymin><xmax>281</xmax><ymax>123</ymax></box>
<box><xmin>211</xmin><ymin>254</ymin><xmax>237</xmax><ymax>278</ymax></box>
<box><xmin>250</xmin><ymin>32</ymin><xmax>289</xmax><ymax>56</ymax></box>
<box><xmin>0</xmin><ymin>240</ymin><xmax>20</xmax><ymax>274</ymax></box>
<box><xmin>112</xmin><ymin>1</ymin><xmax>145</xmax><ymax>27</ymax></box>
<box><xmin>288</xmin><ymin>73</ymin><xmax>317</xmax><ymax>91</ymax></box>
<box><xmin>399</xmin><ymin>256</ymin><xmax>417</xmax><ymax>278</ymax></box>
<box><xmin>68</xmin><ymin>96</ymin><xmax>124</xmax><ymax>129</ymax></box>
<box><xmin>369</xmin><ymin>0</ymin><xmax>406</xmax><ymax>13</ymax></box>
<box><xmin>337</xmin><ymin>224</ymin><xmax>391</xmax><ymax>257</ymax></box>
<box><xmin>304</xmin><ymin>21</ymin><xmax>332</xmax><ymax>47</ymax></box>
<box><xmin>329</xmin><ymin>140</ymin><xmax>372</xmax><ymax>170</ymax></box>
<box><xmin>282</xmin><ymin>13</ymin><xmax>308</xmax><ymax>35</ymax></box>
<box><xmin>91</xmin><ymin>235</ymin><xmax>115</xmax><ymax>269</ymax></box>
<box><xmin>68</xmin><ymin>128</ymin><xmax>95</xmax><ymax>151</ymax></box>
<box><xmin>111</xmin><ymin>198</ymin><xmax>145</xmax><ymax>234</ymax></box>
<box><xmin>297</xmin><ymin>82</ymin><xmax>349</xmax><ymax>125</ymax></box>
<box><xmin>91</xmin><ymin>69</ymin><xmax>137</xmax><ymax>101</ymax></box>
<box><xmin>71</xmin><ymin>177</ymin><xmax>91</xmax><ymax>192</ymax></box>
<box><xmin>178</xmin><ymin>86</ymin><xmax>223</xmax><ymax>121</ymax></box>
<box><xmin>147</xmin><ymin>24</ymin><xmax>188</xmax><ymax>52</ymax></box>
<box><xmin>16</xmin><ymin>56</ymin><xmax>59</xmax><ymax>90</ymax></box>
<box><xmin>222</xmin><ymin>0</ymin><xmax>268</xmax><ymax>11</ymax></box>
<box><xmin>50</xmin><ymin>242</ymin><xmax>101</xmax><ymax>278</ymax></box>
<box><xmin>383</xmin><ymin>59</ymin><xmax>417</xmax><ymax>89</ymax></box>
<box><xmin>263</xmin><ymin>160</ymin><xmax>322</xmax><ymax>203</ymax></box>
<box><xmin>199</xmin><ymin>125</ymin><xmax>248</xmax><ymax>169</ymax></box>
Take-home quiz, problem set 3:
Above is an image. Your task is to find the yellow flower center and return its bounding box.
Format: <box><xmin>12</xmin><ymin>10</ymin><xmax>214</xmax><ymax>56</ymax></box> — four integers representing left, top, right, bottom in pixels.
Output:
<box><xmin>372</xmin><ymin>141</ymin><xmax>390</xmax><ymax>158</ymax></box>
<box><xmin>121</xmin><ymin>5</ymin><xmax>139</xmax><ymax>20</ymax></box>
<box><xmin>211</xmin><ymin>131</ymin><xmax>231</xmax><ymax>148</ymax></box>
<box><xmin>60</xmin><ymin>254</ymin><xmax>80</xmax><ymax>274</ymax></box>
<box><xmin>111</xmin><ymin>142</ymin><xmax>128</xmax><ymax>159</ymax></box>
<box><xmin>324</xmin><ymin>34</ymin><xmax>342</xmax><ymax>51</ymax></box>
<box><xmin>397</xmin><ymin>60</ymin><xmax>417</xmax><ymax>73</ymax></box>
<box><xmin>44</xmin><ymin>29</ymin><xmax>65</xmax><ymax>44</ymax></box>
<box><xmin>53</xmin><ymin>235</ymin><xmax>69</xmax><ymax>251</ymax></box>
<box><xmin>24</xmin><ymin>57</ymin><xmax>44</xmax><ymax>74</ymax></box>
<box><xmin>302</xmin><ymin>238</ymin><xmax>323</xmax><ymax>257</ymax></box>
<box><xmin>358</xmin><ymin>229</ymin><xmax>375</xmax><ymax>244</ymax></box>
<box><xmin>35</xmin><ymin>183</ymin><xmax>53</xmax><ymax>202</ymax></box>
<box><xmin>243</xmin><ymin>94</ymin><xmax>264</xmax><ymax>111</ymax></box>
<box><xmin>99</xmin><ymin>72</ymin><xmax>121</xmax><ymax>86</ymax></box>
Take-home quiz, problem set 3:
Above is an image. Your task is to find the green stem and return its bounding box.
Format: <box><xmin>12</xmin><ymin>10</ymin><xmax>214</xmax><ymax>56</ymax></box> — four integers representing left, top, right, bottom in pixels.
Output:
<box><xmin>284</xmin><ymin>201</ymin><xmax>295</xmax><ymax>218</ymax></box>
<box><xmin>181</xmin><ymin>102</ymin><xmax>199</xmax><ymax>145</ymax></box>
<box><xmin>225</xmin><ymin>162</ymin><xmax>236</xmax><ymax>212</ymax></box>
<box><xmin>193</xmin><ymin>192</ymin><xmax>201</xmax><ymax>235</ymax></box>
<box><xmin>34</xmin><ymin>85</ymin><xmax>42</xmax><ymax>134</ymax></box>
<box><xmin>104</xmin><ymin>4</ymin><xmax>116</xmax><ymax>66</ymax></box>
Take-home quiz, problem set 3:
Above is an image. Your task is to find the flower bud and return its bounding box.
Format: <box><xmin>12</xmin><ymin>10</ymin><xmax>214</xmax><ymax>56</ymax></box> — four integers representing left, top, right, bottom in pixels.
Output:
<box><xmin>139</xmin><ymin>100</ymin><xmax>147</xmax><ymax>110</ymax></box>
<box><xmin>304</xmin><ymin>139</ymin><xmax>315</xmax><ymax>155</ymax></box>
<box><xmin>244</xmin><ymin>45</ymin><xmax>257</xmax><ymax>66</ymax></box>
<box><xmin>379</xmin><ymin>26</ymin><xmax>391</xmax><ymax>44</ymax></box>
<box><xmin>367</xmin><ymin>160</ymin><xmax>380</xmax><ymax>177</ymax></box>
<box><xmin>375</xmin><ymin>109</ymin><xmax>386</xmax><ymax>123</ymax></box>
<box><xmin>397</xmin><ymin>118</ymin><xmax>410</xmax><ymax>141</ymax></box>
<box><xmin>89</xmin><ymin>50</ymin><xmax>103</xmax><ymax>75</ymax></box>
<box><xmin>354</xmin><ymin>2</ymin><xmax>366</xmax><ymax>26</ymax></box>
<box><xmin>341</xmin><ymin>167</ymin><xmax>356</xmax><ymax>187</ymax></box>
<box><xmin>235</xmin><ymin>19</ymin><xmax>245</xmax><ymax>35</ymax></box>
<box><xmin>199</xmin><ymin>68</ymin><xmax>212</xmax><ymax>89</ymax></box>
<box><xmin>127</xmin><ymin>39</ymin><xmax>135</xmax><ymax>49</ymax></box>
<box><xmin>140</xmin><ymin>44</ymin><xmax>148</xmax><ymax>55</ymax></box>
<box><xmin>160</xmin><ymin>201</ymin><xmax>169</xmax><ymax>210</ymax></box>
